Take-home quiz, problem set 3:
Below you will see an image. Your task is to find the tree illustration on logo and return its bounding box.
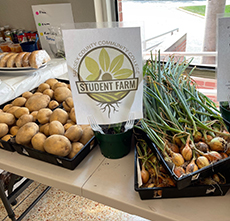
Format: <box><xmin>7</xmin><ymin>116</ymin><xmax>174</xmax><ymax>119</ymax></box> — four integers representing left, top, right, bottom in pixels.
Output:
<box><xmin>78</xmin><ymin>47</ymin><xmax>134</xmax><ymax>117</ymax></box>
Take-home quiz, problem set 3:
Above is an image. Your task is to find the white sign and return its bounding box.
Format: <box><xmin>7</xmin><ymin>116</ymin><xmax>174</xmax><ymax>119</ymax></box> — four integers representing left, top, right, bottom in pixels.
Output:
<box><xmin>217</xmin><ymin>16</ymin><xmax>230</xmax><ymax>102</ymax></box>
<box><xmin>31</xmin><ymin>3</ymin><xmax>74</xmax><ymax>57</ymax></box>
<box><xmin>62</xmin><ymin>27</ymin><xmax>143</xmax><ymax>125</ymax></box>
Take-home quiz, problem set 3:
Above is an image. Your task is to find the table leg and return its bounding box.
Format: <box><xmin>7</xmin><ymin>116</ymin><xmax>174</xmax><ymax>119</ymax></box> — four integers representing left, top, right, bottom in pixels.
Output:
<box><xmin>7</xmin><ymin>174</ymin><xmax>18</xmax><ymax>206</ymax></box>
<box><xmin>0</xmin><ymin>180</ymin><xmax>16</xmax><ymax>221</ymax></box>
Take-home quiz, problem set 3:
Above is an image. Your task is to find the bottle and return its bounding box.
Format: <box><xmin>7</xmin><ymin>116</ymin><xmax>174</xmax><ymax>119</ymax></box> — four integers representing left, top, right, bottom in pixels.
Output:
<box><xmin>0</xmin><ymin>27</ymin><xmax>5</xmax><ymax>40</ymax></box>
<box><xmin>0</xmin><ymin>38</ymin><xmax>12</xmax><ymax>52</ymax></box>
<box><xmin>11</xmin><ymin>29</ymin><xmax>18</xmax><ymax>43</ymax></box>
<box><xmin>0</xmin><ymin>37</ymin><xmax>4</xmax><ymax>44</ymax></box>
<box><xmin>4</xmin><ymin>30</ymin><xmax>13</xmax><ymax>42</ymax></box>
<box><xmin>0</xmin><ymin>37</ymin><xmax>5</xmax><ymax>52</ymax></box>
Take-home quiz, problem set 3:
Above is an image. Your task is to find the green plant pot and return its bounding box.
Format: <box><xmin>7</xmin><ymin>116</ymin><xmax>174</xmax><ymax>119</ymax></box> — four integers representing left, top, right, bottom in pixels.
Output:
<box><xmin>95</xmin><ymin>129</ymin><xmax>133</xmax><ymax>159</ymax></box>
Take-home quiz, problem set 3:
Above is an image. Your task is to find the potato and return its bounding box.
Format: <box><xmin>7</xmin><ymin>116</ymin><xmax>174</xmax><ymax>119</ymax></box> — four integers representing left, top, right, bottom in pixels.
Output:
<box><xmin>67</xmin><ymin>142</ymin><xmax>84</xmax><ymax>159</ymax></box>
<box><xmin>11</xmin><ymin>97</ymin><xmax>27</xmax><ymax>107</ymax></box>
<box><xmin>62</xmin><ymin>102</ymin><xmax>71</xmax><ymax>112</ymax></box>
<box><xmin>79</xmin><ymin>126</ymin><xmax>94</xmax><ymax>145</ymax></box>
<box><xmin>0</xmin><ymin>112</ymin><xmax>15</xmax><ymax>126</ymax></box>
<box><xmin>62</xmin><ymin>97</ymin><xmax>74</xmax><ymax>112</ymax></box>
<box><xmin>1</xmin><ymin>134</ymin><xmax>13</xmax><ymax>141</ymax></box>
<box><xmin>15</xmin><ymin>122</ymin><xmax>39</xmax><ymax>145</ymax></box>
<box><xmin>34</xmin><ymin>92</ymin><xmax>43</xmax><ymax>96</ymax></box>
<box><xmin>31</xmin><ymin>111</ymin><xmax>38</xmax><ymax>121</ymax></box>
<box><xmin>3</xmin><ymin>104</ymin><xmax>13</xmax><ymax>112</ymax></box>
<box><xmin>39</xmin><ymin>123</ymin><xmax>50</xmax><ymax>136</ymax></box>
<box><xmin>69</xmin><ymin>108</ymin><xmax>76</xmax><ymax>123</ymax></box>
<box><xmin>37</xmin><ymin>108</ymin><xmax>52</xmax><ymax>124</ymax></box>
<box><xmin>49</xmin><ymin>108</ymin><xmax>68</xmax><ymax>125</ymax></box>
<box><xmin>80</xmin><ymin>124</ymin><xmax>90</xmax><ymax>130</ymax></box>
<box><xmin>48</xmin><ymin>100</ymin><xmax>59</xmax><ymax>110</ymax></box>
<box><xmin>53</xmin><ymin>87</ymin><xmax>72</xmax><ymax>103</ymax></box>
<box><xmin>37</xmin><ymin>83</ymin><xmax>50</xmax><ymax>92</ymax></box>
<box><xmin>16</xmin><ymin>114</ymin><xmax>34</xmax><ymax>127</ymax></box>
<box><xmin>0</xmin><ymin>123</ymin><xmax>8</xmax><ymax>138</ymax></box>
<box><xmin>43</xmin><ymin>89</ymin><xmax>54</xmax><ymax>99</ymax></box>
<box><xmin>49</xmin><ymin>120</ymin><xmax>65</xmax><ymax>135</ymax></box>
<box><xmin>31</xmin><ymin>132</ymin><xmax>46</xmax><ymax>151</ymax></box>
<box><xmin>10</xmin><ymin>125</ymin><xmax>19</xmax><ymax>136</ymax></box>
<box><xmin>64</xmin><ymin>125</ymin><xmax>83</xmax><ymax>142</ymax></box>
<box><xmin>45</xmin><ymin>78</ymin><xmax>58</xmax><ymax>88</ymax></box>
<box><xmin>43</xmin><ymin>134</ymin><xmax>72</xmax><ymax>157</ymax></box>
<box><xmin>22</xmin><ymin>91</ymin><xmax>33</xmax><ymax>99</ymax></box>
<box><xmin>6</xmin><ymin>106</ymin><xmax>20</xmax><ymax>115</ymax></box>
<box><xmin>52</xmin><ymin>82</ymin><xmax>67</xmax><ymax>90</ymax></box>
<box><xmin>43</xmin><ymin>124</ymin><xmax>50</xmax><ymax>136</ymax></box>
<box><xmin>14</xmin><ymin>107</ymin><xmax>30</xmax><ymax>118</ymax></box>
<box><xmin>25</xmin><ymin>94</ymin><xmax>51</xmax><ymax>112</ymax></box>
<box><xmin>64</xmin><ymin>121</ymin><xmax>75</xmax><ymax>131</ymax></box>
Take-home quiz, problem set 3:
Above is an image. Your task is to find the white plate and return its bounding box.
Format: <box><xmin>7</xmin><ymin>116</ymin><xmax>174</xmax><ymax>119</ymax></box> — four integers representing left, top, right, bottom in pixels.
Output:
<box><xmin>0</xmin><ymin>64</ymin><xmax>47</xmax><ymax>75</ymax></box>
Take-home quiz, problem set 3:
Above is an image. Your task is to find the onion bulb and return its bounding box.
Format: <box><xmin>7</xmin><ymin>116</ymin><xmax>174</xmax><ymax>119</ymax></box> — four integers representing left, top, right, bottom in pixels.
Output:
<box><xmin>171</xmin><ymin>152</ymin><xmax>184</xmax><ymax>166</ymax></box>
<box><xmin>195</xmin><ymin>141</ymin><xmax>209</xmax><ymax>153</ymax></box>
<box><xmin>209</xmin><ymin>137</ymin><xmax>227</xmax><ymax>152</ymax></box>
<box><xmin>201</xmin><ymin>135</ymin><xmax>213</xmax><ymax>143</ymax></box>
<box><xmin>168</xmin><ymin>142</ymin><xmax>180</xmax><ymax>153</ymax></box>
<box><xmin>204</xmin><ymin>151</ymin><xmax>222</xmax><ymax>162</ymax></box>
<box><xmin>196</xmin><ymin>156</ymin><xmax>210</xmax><ymax>169</ymax></box>
<box><xmin>141</xmin><ymin>165</ymin><xmax>149</xmax><ymax>184</ymax></box>
<box><xmin>186</xmin><ymin>158</ymin><xmax>198</xmax><ymax>174</ymax></box>
<box><xmin>220</xmin><ymin>152</ymin><xmax>228</xmax><ymax>159</ymax></box>
<box><xmin>194</xmin><ymin>131</ymin><xmax>202</xmax><ymax>142</ymax></box>
<box><xmin>173</xmin><ymin>136</ymin><xmax>183</xmax><ymax>147</ymax></box>
<box><xmin>173</xmin><ymin>166</ymin><xmax>185</xmax><ymax>178</ymax></box>
<box><xmin>181</xmin><ymin>144</ymin><xmax>192</xmax><ymax>161</ymax></box>
<box><xmin>181</xmin><ymin>134</ymin><xmax>192</xmax><ymax>161</ymax></box>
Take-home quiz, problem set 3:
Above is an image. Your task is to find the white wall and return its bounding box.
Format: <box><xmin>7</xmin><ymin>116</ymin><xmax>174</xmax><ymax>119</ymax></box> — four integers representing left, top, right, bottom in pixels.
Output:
<box><xmin>0</xmin><ymin>0</ymin><xmax>96</xmax><ymax>31</ymax></box>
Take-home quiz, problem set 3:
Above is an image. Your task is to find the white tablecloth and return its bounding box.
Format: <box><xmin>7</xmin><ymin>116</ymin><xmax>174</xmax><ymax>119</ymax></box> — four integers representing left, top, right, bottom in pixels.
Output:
<box><xmin>0</xmin><ymin>58</ymin><xmax>68</xmax><ymax>105</ymax></box>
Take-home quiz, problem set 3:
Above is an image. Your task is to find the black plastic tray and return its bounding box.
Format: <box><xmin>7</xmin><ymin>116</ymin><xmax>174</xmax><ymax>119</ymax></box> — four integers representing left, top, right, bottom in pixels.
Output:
<box><xmin>0</xmin><ymin>139</ymin><xmax>15</xmax><ymax>152</ymax></box>
<box><xmin>11</xmin><ymin>136</ymin><xmax>96</xmax><ymax>170</ymax></box>
<box><xmin>134</xmin><ymin>129</ymin><xmax>230</xmax><ymax>199</ymax></box>
<box><xmin>0</xmin><ymin>78</ymin><xmax>69</xmax><ymax>152</ymax></box>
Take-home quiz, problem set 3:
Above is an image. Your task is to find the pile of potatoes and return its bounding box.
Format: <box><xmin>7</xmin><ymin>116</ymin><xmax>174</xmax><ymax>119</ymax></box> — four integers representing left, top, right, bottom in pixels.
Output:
<box><xmin>0</xmin><ymin>78</ymin><xmax>94</xmax><ymax>159</ymax></box>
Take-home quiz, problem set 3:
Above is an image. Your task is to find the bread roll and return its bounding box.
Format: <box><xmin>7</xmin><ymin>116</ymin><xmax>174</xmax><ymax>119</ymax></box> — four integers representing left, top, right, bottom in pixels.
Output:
<box><xmin>0</xmin><ymin>52</ymin><xmax>8</xmax><ymax>60</ymax></box>
<box><xmin>7</xmin><ymin>53</ymin><xmax>18</xmax><ymax>67</ymax></box>
<box><xmin>0</xmin><ymin>53</ymin><xmax>15</xmax><ymax>67</ymax></box>
<box><xmin>15</xmin><ymin>52</ymin><xmax>27</xmax><ymax>67</ymax></box>
<box><xmin>0</xmin><ymin>50</ymin><xmax>51</xmax><ymax>69</ymax></box>
<box><xmin>22</xmin><ymin>52</ymin><xmax>31</xmax><ymax>67</ymax></box>
<box><xmin>29</xmin><ymin>50</ymin><xmax>51</xmax><ymax>69</ymax></box>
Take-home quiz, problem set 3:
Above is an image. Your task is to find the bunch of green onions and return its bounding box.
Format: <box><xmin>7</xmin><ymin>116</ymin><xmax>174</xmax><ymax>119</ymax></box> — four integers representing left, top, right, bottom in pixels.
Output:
<box><xmin>138</xmin><ymin>51</ymin><xmax>229</xmax><ymax>155</ymax></box>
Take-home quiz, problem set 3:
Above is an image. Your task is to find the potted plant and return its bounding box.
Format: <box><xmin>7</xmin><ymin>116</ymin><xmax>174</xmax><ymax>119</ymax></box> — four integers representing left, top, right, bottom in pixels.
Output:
<box><xmin>89</xmin><ymin>117</ymin><xmax>134</xmax><ymax>159</ymax></box>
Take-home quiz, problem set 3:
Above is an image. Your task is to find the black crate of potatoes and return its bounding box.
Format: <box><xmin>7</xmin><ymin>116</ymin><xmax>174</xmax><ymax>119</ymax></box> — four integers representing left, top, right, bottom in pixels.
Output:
<box><xmin>11</xmin><ymin>136</ymin><xmax>96</xmax><ymax>170</ymax></box>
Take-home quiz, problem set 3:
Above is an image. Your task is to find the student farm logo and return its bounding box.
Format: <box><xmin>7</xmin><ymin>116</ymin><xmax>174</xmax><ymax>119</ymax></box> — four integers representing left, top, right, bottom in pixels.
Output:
<box><xmin>74</xmin><ymin>46</ymin><xmax>139</xmax><ymax>117</ymax></box>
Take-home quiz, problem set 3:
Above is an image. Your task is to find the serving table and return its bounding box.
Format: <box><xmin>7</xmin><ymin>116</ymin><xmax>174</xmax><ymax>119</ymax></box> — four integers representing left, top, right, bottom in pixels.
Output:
<box><xmin>0</xmin><ymin>146</ymin><xmax>230</xmax><ymax>221</ymax></box>
<box><xmin>0</xmin><ymin>59</ymin><xmax>230</xmax><ymax>221</ymax></box>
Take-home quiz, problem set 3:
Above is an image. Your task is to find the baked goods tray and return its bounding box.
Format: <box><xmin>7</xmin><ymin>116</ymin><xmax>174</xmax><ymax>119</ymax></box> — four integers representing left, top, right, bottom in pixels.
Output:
<box><xmin>11</xmin><ymin>136</ymin><xmax>96</xmax><ymax>170</ymax></box>
<box><xmin>134</xmin><ymin>128</ymin><xmax>230</xmax><ymax>199</ymax></box>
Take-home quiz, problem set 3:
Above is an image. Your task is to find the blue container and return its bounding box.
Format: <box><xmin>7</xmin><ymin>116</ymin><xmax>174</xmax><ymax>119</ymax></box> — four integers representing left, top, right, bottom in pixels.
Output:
<box><xmin>20</xmin><ymin>41</ymin><xmax>37</xmax><ymax>52</ymax></box>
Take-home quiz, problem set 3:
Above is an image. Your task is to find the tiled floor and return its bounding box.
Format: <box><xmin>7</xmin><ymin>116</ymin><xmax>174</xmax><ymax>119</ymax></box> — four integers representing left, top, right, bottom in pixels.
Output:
<box><xmin>0</xmin><ymin>179</ymin><xmax>149</xmax><ymax>221</ymax></box>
